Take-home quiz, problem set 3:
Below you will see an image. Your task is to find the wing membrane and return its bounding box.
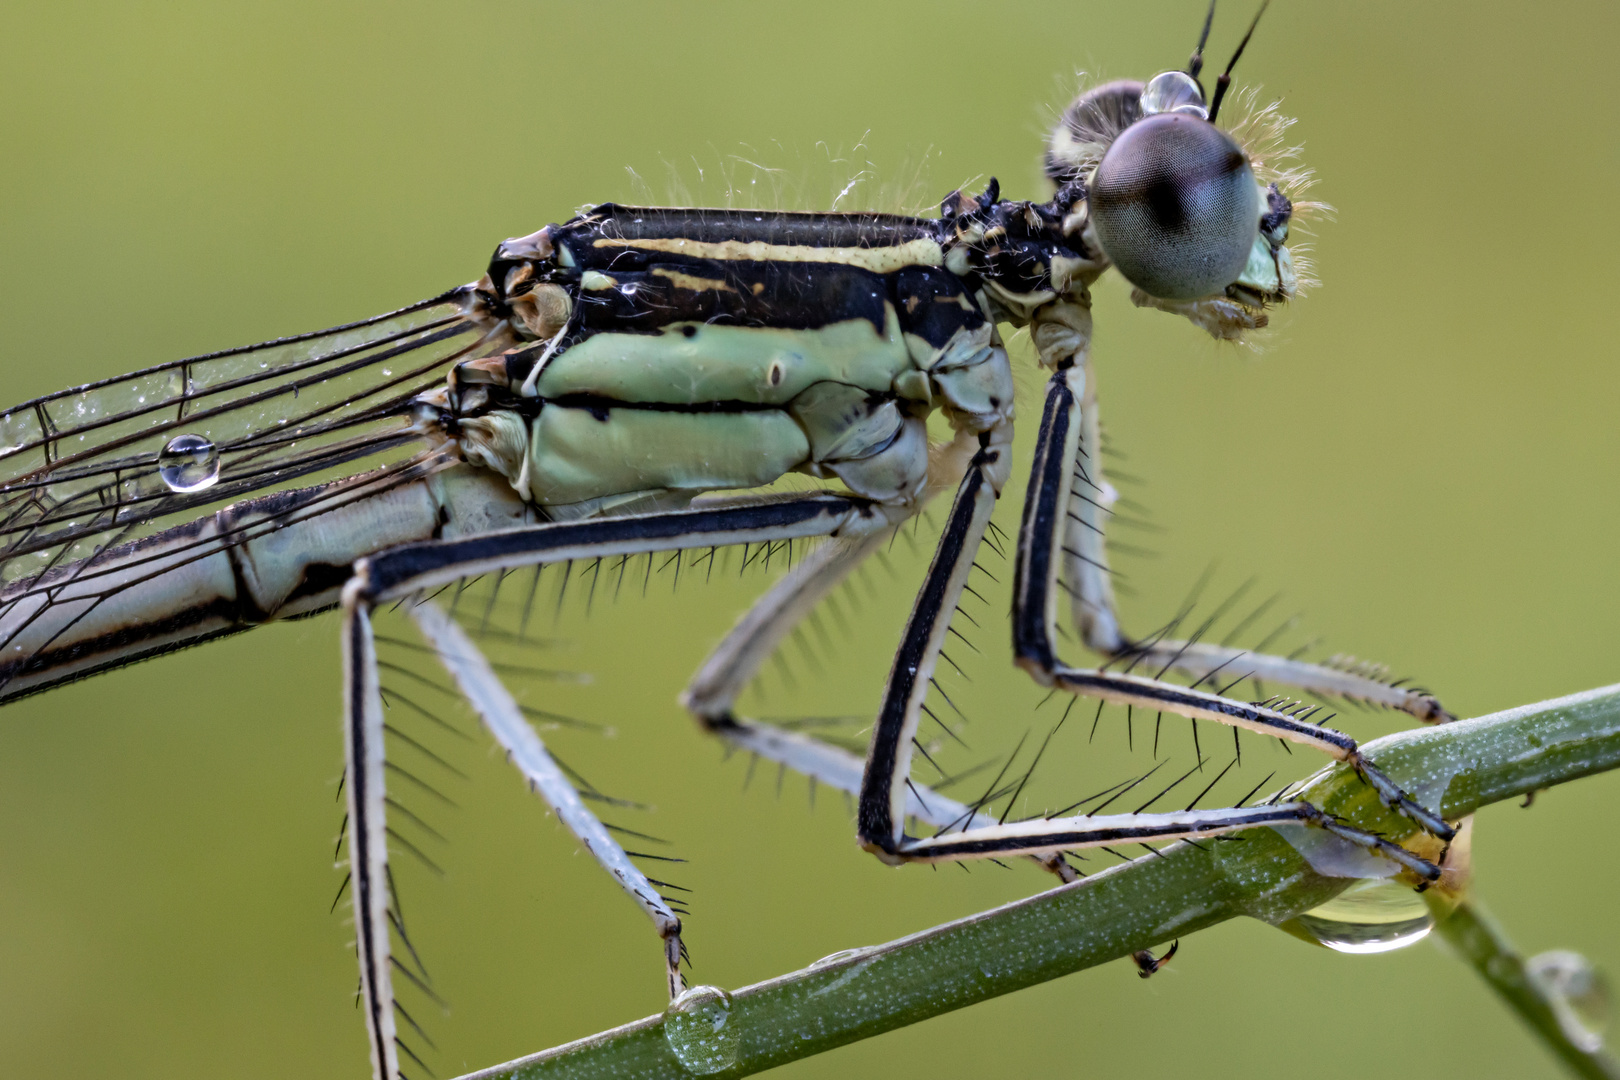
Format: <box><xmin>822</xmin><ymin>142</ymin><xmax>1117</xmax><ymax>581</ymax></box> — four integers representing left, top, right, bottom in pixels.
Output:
<box><xmin>0</xmin><ymin>286</ymin><xmax>492</xmax><ymax>584</ymax></box>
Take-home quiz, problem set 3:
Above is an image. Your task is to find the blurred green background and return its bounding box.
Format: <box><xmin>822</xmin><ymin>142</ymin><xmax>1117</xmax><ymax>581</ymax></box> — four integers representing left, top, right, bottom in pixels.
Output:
<box><xmin>2</xmin><ymin>2</ymin><xmax>1617</xmax><ymax>1078</ymax></box>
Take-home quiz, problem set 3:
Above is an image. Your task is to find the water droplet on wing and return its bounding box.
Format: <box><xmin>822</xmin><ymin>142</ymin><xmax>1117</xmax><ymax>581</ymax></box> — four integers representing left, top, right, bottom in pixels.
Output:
<box><xmin>157</xmin><ymin>434</ymin><xmax>220</xmax><ymax>493</ymax></box>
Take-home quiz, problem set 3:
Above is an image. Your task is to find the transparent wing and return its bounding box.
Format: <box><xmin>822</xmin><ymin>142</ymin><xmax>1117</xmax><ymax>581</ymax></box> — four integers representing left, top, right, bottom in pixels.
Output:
<box><xmin>0</xmin><ymin>286</ymin><xmax>492</xmax><ymax>585</ymax></box>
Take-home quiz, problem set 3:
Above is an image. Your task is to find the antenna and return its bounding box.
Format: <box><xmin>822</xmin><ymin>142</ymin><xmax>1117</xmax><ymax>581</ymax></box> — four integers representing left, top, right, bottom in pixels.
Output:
<box><xmin>1189</xmin><ymin>0</ymin><xmax>1217</xmax><ymax>81</ymax></box>
<box><xmin>1208</xmin><ymin>0</ymin><xmax>1270</xmax><ymax>123</ymax></box>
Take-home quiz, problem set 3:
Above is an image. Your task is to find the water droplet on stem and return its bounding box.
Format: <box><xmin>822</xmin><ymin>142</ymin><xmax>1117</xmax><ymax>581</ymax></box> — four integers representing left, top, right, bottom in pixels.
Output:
<box><xmin>1528</xmin><ymin>950</ymin><xmax>1610</xmax><ymax>1052</ymax></box>
<box><xmin>809</xmin><ymin>947</ymin><xmax>866</xmax><ymax>968</ymax></box>
<box><xmin>1292</xmin><ymin>878</ymin><xmax>1433</xmax><ymax>954</ymax></box>
<box><xmin>664</xmin><ymin>985</ymin><xmax>740</xmax><ymax>1074</ymax></box>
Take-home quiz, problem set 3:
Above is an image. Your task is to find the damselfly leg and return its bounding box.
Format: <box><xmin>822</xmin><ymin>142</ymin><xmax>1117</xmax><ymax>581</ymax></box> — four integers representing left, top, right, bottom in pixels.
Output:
<box><xmin>340</xmin><ymin>490</ymin><xmax>934</xmax><ymax>1074</ymax></box>
<box><xmin>678</xmin><ymin>300</ymin><xmax>1452</xmax><ymax>888</ymax></box>
<box><xmin>843</xmin><ymin>374</ymin><xmax>1446</xmax><ymax>875</ymax></box>
<box><xmin>336</xmin><ymin>402</ymin><xmax>1448</xmax><ymax>1080</ymax></box>
<box><xmin>679</xmin><ymin>428</ymin><xmax>1070</xmax><ymax>880</ymax></box>
<box><xmin>1001</xmin><ymin>303</ymin><xmax>1453</xmax><ymax>838</ymax></box>
<box><xmin>1058</xmin><ymin>345</ymin><xmax>1454</xmax><ymax>724</ymax></box>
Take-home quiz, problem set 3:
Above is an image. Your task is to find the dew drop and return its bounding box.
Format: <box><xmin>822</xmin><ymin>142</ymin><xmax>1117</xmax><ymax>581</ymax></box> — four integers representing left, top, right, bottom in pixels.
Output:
<box><xmin>809</xmin><ymin>948</ymin><xmax>866</xmax><ymax>969</ymax></box>
<box><xmin>1527</xmin><ymin>950</ymin><xmax>1610</xmax><ymax>1052</ymax></box>
<box><xmin>1291</xmin><ymin>878</ymin><xmax>1433</xmax><ymax>954</ymax></box>
<box><xmin>1139</xmin><ymin>70</ymin><xmax>1210</xmax><ymax>118</ymax></box>
<box><xmin>157</xmin><ymin>434</ymin><xmax>220</xmax><ymax>493</ymax></box>
<box><xmin>664</xmin><ymin>984</ymin><xmax>739</xmax><ymax>1074</ymax></box>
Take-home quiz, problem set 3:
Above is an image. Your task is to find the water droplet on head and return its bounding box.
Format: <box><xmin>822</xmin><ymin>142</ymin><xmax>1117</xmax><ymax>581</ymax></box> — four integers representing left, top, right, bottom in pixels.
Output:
<box><xmin>664</xmin><ymin>985</ymin><xmax>740</xmax><ymax>1074</ymax></box>
<box><xmin>1139</xmin><ymin>70</ymin><xmax>1210</xmax><ymax>118</ymax></box>
<box><xmin>1291</xmin><ymin>878</ymin><xmax>1433</xmax><ymax>954</ymax></box>
<box><xmin>157</xmin><ymin>434</ymin><xmax>220</xmax><ymax>493</ymax></box>
<box><xmin>1528</xmin><ymin>950</ymin><xmax>1610</xmax><ymax>1052</ymax></box>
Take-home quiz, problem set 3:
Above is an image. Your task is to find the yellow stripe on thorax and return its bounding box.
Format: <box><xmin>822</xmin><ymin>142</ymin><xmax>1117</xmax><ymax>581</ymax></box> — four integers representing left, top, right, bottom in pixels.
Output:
<box><xmin>592</xmin><ymin>236</ymin><xmax>944</xmax><ymax>273</ymax></box>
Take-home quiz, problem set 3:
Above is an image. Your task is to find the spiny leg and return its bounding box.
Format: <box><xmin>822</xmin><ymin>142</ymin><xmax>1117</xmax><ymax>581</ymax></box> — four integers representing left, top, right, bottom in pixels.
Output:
<box><xmin>684</xmin><ymin>430</ymin><xmax>981</xmax><ymax>729</ymax></box>
<box><xmin>359</xmin><ymin>492</ymin><xmax>883</xmax><ymax>600</ymax></box>
<box><xmin>680</xmin><ymin>431</ymin><xmax>1079</xmax><ymax>880</ymax></box>
<box><xmin>682</xmin><ymin>529</ymin><xmax>901</xmax><ymax>732</ymax></box>
<box><xmin>856</xmin><ymin>422</ymin><xmax>1015</xmax><ymax>857</ymax></box>
<box><xmin>1013</xmin><ymin>359</ymin><xmax>1452</xmax><ymax>840</ymax></box>
<box><xmin>1045</xmin><ymin>300</ymin><xmax>1451</xmax><ymax>722</ymax></box>
<box><xmin>843</xmin><ymin>402</ymin><xmax>1442</xmax><ymax>875</ymax></box>
<box><xmin>340</xmin><ymin>490</ymin><xmax>888</xmax><ymax>1080</ymax></box>
<box><xmin>341</xmin><ymin>578</ymin><xmax>403</xmax><ymax>1080</ymax></box>
<box><xmin>699</xmin><ymin>707</ymin><xmax>1065</xmax><ymax>859</ymax></box>
<box><xmin>408</xmin><ymin>599</ymin><xmax>686</xmax><ymax>998</ymax></box>
<box><xmin>684</xmin><ymin>534</ymin><xmax>1037</xmax><ymax>846</ymax></box>
<box><xmin>892</xmin><ymin>798</ymin><xmax>1438</xmax><ymax>879</ymax></box>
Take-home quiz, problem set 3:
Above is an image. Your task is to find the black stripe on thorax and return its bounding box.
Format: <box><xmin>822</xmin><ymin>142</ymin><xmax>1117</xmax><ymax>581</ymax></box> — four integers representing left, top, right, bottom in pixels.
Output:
<box><xmin>573</xmin><ymin>258</ymin><xmax>892</xmax><ymax>335</ymax></box>
<box><xmin>563</xmin><ymin>204</ymin><xmax>940</xmax><ymax>250</ymax></box>
<box><xmin>541</xmin><ymin>393</ymin><xmax>781</xmax><ymax>419</ymax></box>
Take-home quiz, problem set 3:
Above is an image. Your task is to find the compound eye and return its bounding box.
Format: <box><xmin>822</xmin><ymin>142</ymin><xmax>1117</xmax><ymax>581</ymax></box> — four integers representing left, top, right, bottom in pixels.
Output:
<box><xmin>1089</xmin><ymin>113</ymin><xmax>1260</xmax><ymax>300</ymax></box>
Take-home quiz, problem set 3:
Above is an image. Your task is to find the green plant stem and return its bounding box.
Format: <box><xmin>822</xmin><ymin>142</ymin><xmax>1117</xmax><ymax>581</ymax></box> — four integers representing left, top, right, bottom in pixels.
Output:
<box><xmin>1427</xmin><ymin>898</ymin><xmax>1620</xmax><ymax>1080</ymax></box>
<box><xmin>459</xmin><ymin>684</ymin><xmax>1620</xmax><ymax>1080</ymax></box>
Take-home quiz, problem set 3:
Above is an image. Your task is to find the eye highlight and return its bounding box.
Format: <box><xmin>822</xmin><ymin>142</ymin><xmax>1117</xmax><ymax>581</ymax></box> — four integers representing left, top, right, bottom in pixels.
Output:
<box><xmin>1089</xmin><ymin>112</ymin><xmax>1260</xmax><ymax>301</ymax></box>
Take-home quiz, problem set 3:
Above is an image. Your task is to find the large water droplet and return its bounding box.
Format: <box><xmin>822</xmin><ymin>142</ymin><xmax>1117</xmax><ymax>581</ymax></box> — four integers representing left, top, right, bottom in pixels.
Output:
<box><xmin>664</xmin><ymin>985</ymin><xmax>740</xmax><ymax>1074</ymax></box>
<box><xmin>157</xmin><ymin>434</ymin><xmax>220</xmax><ymax>493</ymax></box>
<box><xmin>1527</xmin><ymin>950</ymin><xmax>1610</xmax><ymax>1052</ymax></box>
<box><xmin>1139</xmin><ymin>70</ymin><xmax>1209</xmax><ymax>118</ymax></box>
<box><xmin>1292</xmin><ymin>878</ymin><xmax>1433</xmax><ymax>954</ymax></box>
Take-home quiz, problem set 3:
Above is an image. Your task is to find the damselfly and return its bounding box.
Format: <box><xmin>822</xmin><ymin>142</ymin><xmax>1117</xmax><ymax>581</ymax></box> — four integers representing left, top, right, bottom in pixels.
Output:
<box><xmin>4</xmin><ymin>4</ymin><xmax>1597</xmax><ymax>1079</ymax></box>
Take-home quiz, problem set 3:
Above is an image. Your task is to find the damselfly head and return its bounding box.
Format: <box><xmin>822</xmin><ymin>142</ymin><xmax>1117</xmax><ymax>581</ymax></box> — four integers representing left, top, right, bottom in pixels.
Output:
<box><xmin>1044</xmin><ymin>1</ymin><xmax>1295</xmax><ymax>316</ymax></box>
<box><xmin>1088</xmin><ymin>99</ymin><xmax>1259</xmax><ymax>301</ymax></box>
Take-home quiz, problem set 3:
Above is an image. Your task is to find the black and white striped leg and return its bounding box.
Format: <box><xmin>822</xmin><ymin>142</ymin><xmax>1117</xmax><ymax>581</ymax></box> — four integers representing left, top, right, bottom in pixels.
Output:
<box><xmin>359</xmin><ymin>492</ymin><xmax>887</xmax><ymax>601</ymax></box>
<box><xmin>1054</xmin><ymin>345</ymin><xmax>1453</xmax><ymax>723</ymax></box>
<box><xmin>856</xmin><ymin>422</ymin><xmax>1015</xmax><ymax>859</ymax></box>
<box><xmin>682</xmin><ymin>527</ymin><xmax>901</xmax><ymax>730</ymax></box>
<box><xmin>676</xmin><ymin>433</ymin><xmax>1081</xmax><ymax>878</ymax></box>
<box><xmin>341</xmin><ymin>578</ymin><xmax>403</xmax><ymax>1080</ymax></box>
<box><xmin>1014</xmin><ymin>365</ymin><xmax>1452</xmax><ymax>842</ymax></box>
<box><xmin>706</xmin><ymin>715</ymin><xmax>1061</xmax><ymax>861</ymax></box>
<box><xmin>683</xmin><ymin>429</ymin><xmax>982</xmax><ymax>729</ymax></box>
<box><xmin>408</xmin><ymin>600</ymin><xmax>687</xmax><ymax>998</ymax></box>
<box><xmin>839</xmin><ymin>415</ymin><xmax>1436</xmax><ymax>877</ymax></box>
<box><xmin>893</xmin><ymin>799</ymin><xmax>1438</xmax><ymax>879</ymax></box>
<box><xmin>339</xmin><ymin>491</ymin><xmax>889</xmax><ymax>1080</ymax></box>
